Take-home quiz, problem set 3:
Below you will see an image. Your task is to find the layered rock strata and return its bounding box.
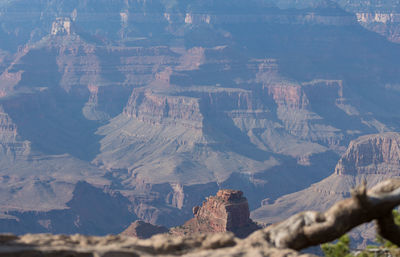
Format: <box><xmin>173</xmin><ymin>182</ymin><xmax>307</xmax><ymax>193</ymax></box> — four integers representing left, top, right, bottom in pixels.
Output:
<box><xmin>171</xmin><ymin>189</ymin><xmax>261</xmax><ymax>238</ymax></box>
<box><xmin>3</xmin><ymin>178</ymin><xmax>400</xmax><ymax>257</ymax></box>
<box><xmin>335</xmin><ymin>0</ymin><xmax>400</xmax><ymax>43</ymax></box>
<box><xmin>1</xmin><ymin>0</ymin><xmax>400</xmax><ymax>238</ymax></box>
<box><xmin>252</xmin><ymin>132</ymin><xmax>400</xmax><ymax>246</ymax></box>
<box><xmin>335</xmin><ymin>132</ymin><xmax>400</xmax><ymax>175</ymax></box>
<box><xmin>0</xmin><ymin>106</ymin><xmax>30</xmax><ymax>158</ymax></box>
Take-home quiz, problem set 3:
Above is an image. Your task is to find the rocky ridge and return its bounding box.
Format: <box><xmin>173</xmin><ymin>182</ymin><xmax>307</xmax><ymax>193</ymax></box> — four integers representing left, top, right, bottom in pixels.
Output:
<box><xmin>335</xmin><ymin>132</ymin><xmax>400</xmax><ymax>175</ymax></box>
<box><xmin>252</xmin><ymin>132</ymin><xmax>400</xmax><ymax>246</ymax></box>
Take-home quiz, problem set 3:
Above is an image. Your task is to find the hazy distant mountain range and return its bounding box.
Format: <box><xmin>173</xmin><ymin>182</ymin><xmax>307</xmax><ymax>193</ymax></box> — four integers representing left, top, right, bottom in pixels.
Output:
<box><xmin>0</xmin><ymin>0</ymin><xmax>399</xmax><ymax>244</ymax></box>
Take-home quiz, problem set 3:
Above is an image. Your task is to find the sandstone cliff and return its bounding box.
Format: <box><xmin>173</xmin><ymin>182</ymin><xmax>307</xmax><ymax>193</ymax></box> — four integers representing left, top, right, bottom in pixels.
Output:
<box><xmin>171</xmin><ymin>189</ymin><xmax>261</xmax><ymax>238</ymax></box>
<box><xmin>335</xmin><ymin>132</ymin><xmax>400</xmax><ymax>175</ymax></box>
<box><xmin>123</xmin><ymin>88</ymin><xmax>203</xmax><ymax>129</ymax></box>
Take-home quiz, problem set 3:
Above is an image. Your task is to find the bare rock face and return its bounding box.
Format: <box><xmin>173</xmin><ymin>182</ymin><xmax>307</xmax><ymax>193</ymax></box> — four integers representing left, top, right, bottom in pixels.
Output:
<box><xmin>0</xmin><ymin>105</ymin><xmax>30</xmax><ymax>158</ymax></box>
<box><xmin>171</xmin><ymin>189</ymin><xmax>261</xmax><ymax>238</ymax></box>
<box><xmin>355</xmin><ymin>12</ymin><xmax>400</xmax><ymax>43</ymax></box>
<box><xmin>51</xmin><ymin>17</ymin><xmax>72</xmax><ymax>36</ymax></box>
<box><xmin>123</xmin><ymin>88</ymin><xmax>203</xmax><ymax>129</ymax></box>
<box><xmin>335</xmin><ymin>132</ymin><xmax>400</xmax><ymax>175</ymax></box>
<box><xmin>335</xmin><ymin>0</ymin><xmax>400</xmax><ymax>43</ymax></box>
<box><xmin>263</xmin><ymin>79</ymin><xmax>345</xmax><ymax>148</ymax></box>
<box><xmin>252</xmin><ymin>132</ymin><xmax>400</xmax><ymax>247</ymax></box>
<box><xmin>120</xmin><ymin>220</ymin><xmax>169</xmax><ymax>239</ymax></box>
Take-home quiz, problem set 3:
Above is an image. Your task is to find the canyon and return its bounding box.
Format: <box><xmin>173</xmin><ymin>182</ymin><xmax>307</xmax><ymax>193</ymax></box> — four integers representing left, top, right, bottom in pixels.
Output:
<box><xmin>0</xmin><ymin>0</ymin><xmax>399</xmax><ymax>247</ymax></box>
<box><xmin>3</xmin><ymin>178</ymin><xmax>400</xmax><ymax>256</ymax></box>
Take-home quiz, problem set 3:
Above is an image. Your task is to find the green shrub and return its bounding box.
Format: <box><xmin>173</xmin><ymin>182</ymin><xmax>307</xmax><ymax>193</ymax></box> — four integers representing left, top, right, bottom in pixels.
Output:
<box><xmin>321</xmin><ymin>235</ymin><xmax>354</xmax><ymax>257</ymax></box>
<box><xmin>321</xmin><ymin>210</ymin><xmax>400</xmax><ymax>257</ymax></box>
<box><xmin>376</xmin><ymin>210</ymin><xmax>400</xmax><ymax>248</ymax></box>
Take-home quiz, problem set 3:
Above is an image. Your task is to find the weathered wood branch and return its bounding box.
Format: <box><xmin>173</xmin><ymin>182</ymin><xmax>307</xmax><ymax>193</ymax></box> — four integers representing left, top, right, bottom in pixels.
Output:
<box><xmin>249</xmin><ymin>178</ymin><xmax>400</xmax><ymax>250</ymax></box>
<box><xmin>376</xmin><ymin>212</ymin><xmax>400</xmax><ymax>246</ymax></box>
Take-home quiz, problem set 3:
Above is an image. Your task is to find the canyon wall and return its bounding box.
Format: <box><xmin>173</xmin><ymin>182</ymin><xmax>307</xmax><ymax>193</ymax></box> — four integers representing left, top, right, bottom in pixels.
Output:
<box><xmin>0</xmin><ymin>0</ymin><xmax>400</xmax><ymax>238</ymax></box>
<box><xmin>252</xmin><ymin>132</ymin><xmax>400</xmax><ymax>246</ymax></box>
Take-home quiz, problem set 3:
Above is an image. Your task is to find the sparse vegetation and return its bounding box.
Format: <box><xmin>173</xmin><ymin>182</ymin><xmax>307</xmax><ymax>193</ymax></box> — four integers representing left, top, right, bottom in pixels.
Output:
<box><xmin>376</xmin><ymin>210</ymin><xmax>400</xmax><ymax>249</ymax></box>
<box><xmin>321</xmin><ymin>211</ymin><xmax>400</xmax><ymax>257</ymax></box>
<box><xmin>321</xmin><ymin>235</ymin><xmax>353</xmax><ymax>257</ymax></box>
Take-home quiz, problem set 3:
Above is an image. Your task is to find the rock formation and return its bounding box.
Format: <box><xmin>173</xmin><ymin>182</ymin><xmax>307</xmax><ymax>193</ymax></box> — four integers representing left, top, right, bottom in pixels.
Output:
<box><xmin>121</xmin><ymin>221</ymin><xmax>169</xmax><ymax>239</ymax></box>
<box><xmin>122</xmin><ymin>88</ymin><xmax>204</xmax><ymax>129</ymax></box>
<box><xmin>252</xmin><ymin>132</ymin><xmax>400</xmax><ymax>246</ymax></box>
<box><xmin>0</xmin><ymin>105</ymin><xmax>30</xmax><ymax>158</ymax></box>
<box><xmin>51</xmin><ymin>17</ymin><xmax>72</xmax><ymax>36</ymax></box>
<box><xmin>335</xmin><ymin>0</ymin><xmax>400</xmax><ymax>43</ymax></box>
<box><xmin>3</xmin><ymin>178</ymin><xmax>400</xmax><ymax>257</ymax></box>
<box><xmin>335</xmin><ymin>132</ymin><xmax>400</xmax><ymax>175</ymax></box>
<box><xmin>1</xmin><ymin>0</ymin><xmax>400</xmax><ymax>238</ymax></box>
<box><xmin>120</xmin><ymin>190</ymin><xmax>261</xmax><ymax>239</ymax></box>
<box><xmin>171</xmin><ymin>189</ymin><xmax>261</xmax><ymax>238</ymax></box>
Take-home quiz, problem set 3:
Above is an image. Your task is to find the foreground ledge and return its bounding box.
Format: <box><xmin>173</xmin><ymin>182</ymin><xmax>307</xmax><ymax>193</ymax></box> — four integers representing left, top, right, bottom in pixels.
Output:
<box><xmin>0</xmin><ymin>232</ymin><xmax>313</xmax><ymax>257</ymax></box>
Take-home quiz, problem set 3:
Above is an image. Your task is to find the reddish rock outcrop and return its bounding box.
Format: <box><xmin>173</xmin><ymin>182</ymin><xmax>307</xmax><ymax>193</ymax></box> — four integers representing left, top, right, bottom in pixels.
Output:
<box><xmin>264</xmin><ymin>79</ymin><xmax>343</xmax><ymax>111</ymax></box>
<box><xmin>170</xmin><ymin>189</ymin><xmax>261</xmax><ymax>238</ymax></box>
<box><xmin>121</xmin><ymin>221</ymin><xmax>169</xmax><ymax>239</ymax></box>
